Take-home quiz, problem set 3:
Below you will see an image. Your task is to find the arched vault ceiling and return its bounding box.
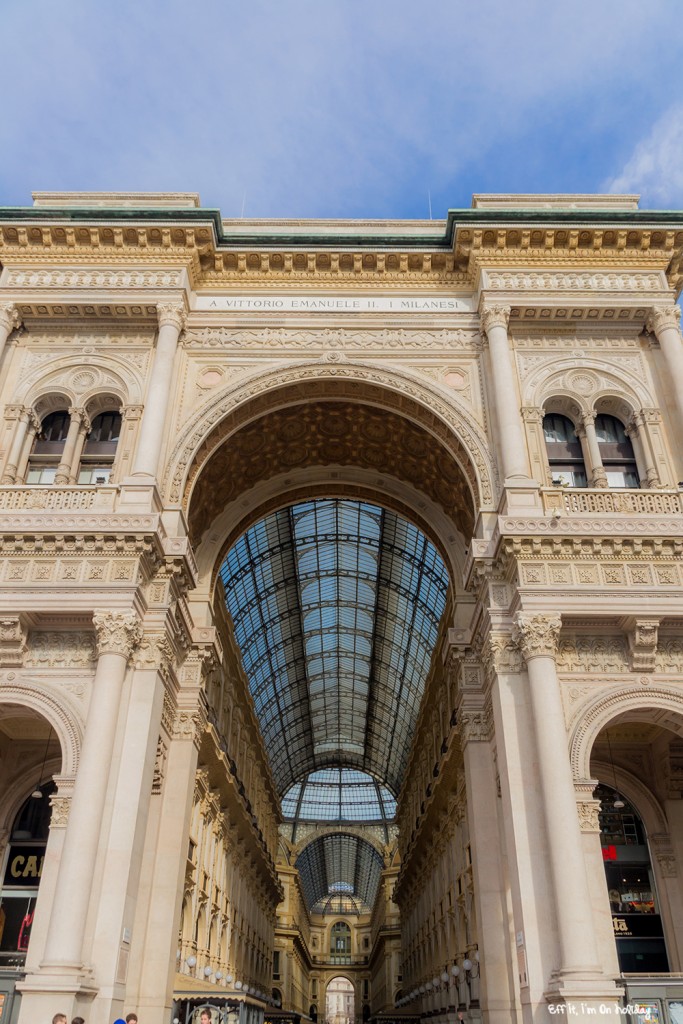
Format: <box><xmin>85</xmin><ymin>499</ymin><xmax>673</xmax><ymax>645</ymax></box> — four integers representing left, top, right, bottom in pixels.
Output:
<box><xmin>188</xmin><ymin>401</ymin><xmax>475</xmax><ymax>543</ymax></box>
<box><xmin>295</xmin><ymin>833</ymin><xmax>384</xmax><ymax>914</ymax></box>
<box><xmin>220</xmin><ymin>499</ymin><xmax>449</xmax><ymax>797</ymax></box>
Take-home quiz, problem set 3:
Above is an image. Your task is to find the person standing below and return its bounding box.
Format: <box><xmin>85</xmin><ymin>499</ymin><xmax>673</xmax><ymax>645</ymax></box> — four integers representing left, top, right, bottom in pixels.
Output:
<box><xmin>125</xmin><ymin>1015</ymin><xmax>138</xmax><ymax>1024</ymax></box>
<box><xmin>52</xmin><ymin>1014</ymin><xmax>67</xmax><ymax>1024</ymax></box>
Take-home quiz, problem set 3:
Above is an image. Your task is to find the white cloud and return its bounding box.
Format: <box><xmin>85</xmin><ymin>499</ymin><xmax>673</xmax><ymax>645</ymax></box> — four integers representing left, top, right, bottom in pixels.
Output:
<box><xmin>605</xmin><ymin>104</ymin><xmax>683</xmax><ymax>207</ymax></box>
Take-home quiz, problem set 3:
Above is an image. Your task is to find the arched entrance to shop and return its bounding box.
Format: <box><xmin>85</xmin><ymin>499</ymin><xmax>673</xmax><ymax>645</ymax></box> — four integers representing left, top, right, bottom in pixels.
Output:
<box><xmin>578</xmin><ymin>697</ymin><xmax>683</xmax><ymax>1001</ymax></box>
<box><xmin>0</xmin><ymin>703</ymin><xmax>63</xmax><ymax>1020</ymax></box>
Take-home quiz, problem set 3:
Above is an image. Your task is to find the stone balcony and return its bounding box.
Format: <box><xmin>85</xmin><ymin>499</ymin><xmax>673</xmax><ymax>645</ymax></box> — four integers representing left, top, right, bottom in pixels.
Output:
<box><xmin>541</xmin><ymin>487</ymin><xmax>682</xmax><ymax>516</ymax></box>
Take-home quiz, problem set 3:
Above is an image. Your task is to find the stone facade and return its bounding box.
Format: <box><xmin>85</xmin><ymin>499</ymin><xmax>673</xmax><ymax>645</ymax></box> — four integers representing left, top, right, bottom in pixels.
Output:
<box><xmin>0</xmin><ymin>192</ymin><xmax>682</xmax><ymax>1024</ymax></box>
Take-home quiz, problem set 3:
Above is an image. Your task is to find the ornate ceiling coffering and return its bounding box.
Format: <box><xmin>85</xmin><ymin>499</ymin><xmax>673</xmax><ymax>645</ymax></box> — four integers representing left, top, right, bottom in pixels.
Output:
<box><xmin>220</xmin><ymin>499</ymin><xmax>449</xmax><ymax>798</ymax></box>
<box><xmin>295</xmin><ymin>833</ymin><xmax>384</xmax><ymax>915</ymax></box>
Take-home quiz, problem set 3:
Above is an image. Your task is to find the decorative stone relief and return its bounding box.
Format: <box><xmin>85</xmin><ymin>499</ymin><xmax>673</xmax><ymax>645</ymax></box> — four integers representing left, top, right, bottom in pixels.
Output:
<box><xmin>480</xmin><ymin>304</ymin><xmax>511</xmax><ymax>335</ymax></box>
<box><xmin>153</xmin><ymin>737</ymin><xmax>168</xmax><ymax>794</ymax></box>
<box><xmin>25</xmin><ymin>631</ymin><xmax>97</xmax><ymax>668</ymax></box>
<box><xmin>0</xmin><ymin>303</ymin><xmax>22</xmax><ymax>333</ymax></box>
<box><xmin>628</xmin><ymin>619</ymin><xmax>659</xmax><ymax>673</ymax></box>
<box><xmin>173</xmin><ymin>706</ymin><xmax>208</xmax><ymax>748</ymax></box>
<box><xmin>556</xmin><ymin>636</ymin><xmax>629</xmax><ymax>673</ymax></box>
<box><xmin>49</xmin><ymin>795</ymin><xmax>71</xmax><ymax>828</ymax></box>
<box><xmin>183</xmin><ymin>326</ymin><xmax>478</xmax><ymax>351</ymax></box>
<box><xmin>0</xmin><ymin>617</ymin><xmax>27</xmax><ymax>667</ymax></box>
<box><xmin>482</xmin><ymin>632</ymin><xmax>522</xmax><ymax>677</ymax></box>
<box><xmin>514</xmin><ymin>614</ymin><xmax>562</xmax><ymax>660</ymax></box>
<box><xmin>93</xmin><ymin>610</ymin><xmax>142</xmax><ymax>659</ymax></box>
<box><xmin>165</xmin><ymin>363</ymin><xmax>496</xmax><ymax>511</ymax></box>
<box><xmin>576</xmin><ymin>801</ymin><xmax>601</xmax><ymax>833</ymax></box>
<box><xmin>134</xmin><ymin>632</ymin><xmax>176</xmax><ymax>676</ymax></box>
<box><xmin>157</xmin><ymin>302</ymin><xmax>187</xmax><ymax>331</ymax></box>
<box><xmin>646</xmin><ymin>305</ymin><xmax>682</xmax><ymax>336</ymax></box>
<box><xmin>5</xmin><ymin>268</ymin><xmax>185</xmax><ymax>289</ymax></box>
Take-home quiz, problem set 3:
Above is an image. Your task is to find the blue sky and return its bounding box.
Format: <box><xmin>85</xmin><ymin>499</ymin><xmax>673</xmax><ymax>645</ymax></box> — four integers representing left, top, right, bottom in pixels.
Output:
<box><xmin>2</xmin><ymin>0</ymin><xmax>683</xmax><ymax>218</ymax></box>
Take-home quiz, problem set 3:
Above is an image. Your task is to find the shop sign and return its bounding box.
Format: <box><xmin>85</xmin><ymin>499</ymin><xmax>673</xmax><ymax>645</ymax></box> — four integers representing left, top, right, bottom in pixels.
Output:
<box><xmin>2</xmin><ymin>845</ymin><xmax>44</xmax><ymax>888</ymax></box>
<box><xmin>611</xmin><ymin>913</ymin><xmax>663</xmax><ymax>938</ymax></box>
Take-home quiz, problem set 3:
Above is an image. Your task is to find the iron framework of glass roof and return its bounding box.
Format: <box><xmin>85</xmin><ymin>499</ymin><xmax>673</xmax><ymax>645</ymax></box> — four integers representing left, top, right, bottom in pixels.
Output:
<box><xmin>282</xmin><ymin>767</ymin><xmax>396</xmax><ymax>823</ymax></box>
<box><xmin>295</xmin><ymin>833</ymin><xmax>384</xmax><ymax>915</ymax></box>
<box><xmin>220</xmin><ymin>499</ymin><xmax>450</xmax><ymax>798</ymax></box>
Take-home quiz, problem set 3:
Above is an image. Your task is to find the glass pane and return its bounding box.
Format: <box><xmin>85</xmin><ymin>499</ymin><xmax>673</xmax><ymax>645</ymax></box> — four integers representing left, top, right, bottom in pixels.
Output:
<box><xmin>550</xmin><ymin>467</ymin><xmax>588</xmax><ymax>487</ymax></box>
<box><xmin>595</xmin><ymin>414</ymin><xmax>628</xmax><ymax>444</ymax></box>
<box><xmin>26</xmin><ymin>465</ymin><xmax>57</xmax><ymax>485</ymax></box>
<box><xmin>543</xmin><ymin>414</ymin><xmax>577</xmax><ymax>443</ymax></box>
<box><xmin>605</xmin><ymin>469</ymin><xmax>639</xmax><ymax>488</ymax></box>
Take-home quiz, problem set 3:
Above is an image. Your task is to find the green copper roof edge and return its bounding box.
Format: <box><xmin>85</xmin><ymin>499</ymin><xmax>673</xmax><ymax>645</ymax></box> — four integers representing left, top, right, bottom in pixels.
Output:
<box><xmin>2</xmin><ymin>205</ymin><xmax>683</xmax><ymax>250</ymax></box>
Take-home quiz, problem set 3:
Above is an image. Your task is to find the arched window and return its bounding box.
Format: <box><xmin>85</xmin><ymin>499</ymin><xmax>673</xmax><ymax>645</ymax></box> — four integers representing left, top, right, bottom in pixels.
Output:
<box><xmin>25</xmin><ymin>410</ymin><xmax>70</xmax><ymax>484</ymax></box>
<box><xmin>78</xmin><ymin>410</ymin><xmax>121</xmax><ymax>484</ymax></box>
<box><xmin>543</xmin><ymin>413</ymin><xmax>587</xmax><ymax>487</ymax></box>
<box><xmin>595</xmin><ymin>415</ymin><xmax>639</xmax><ymax>488</ymax></box>
<box><xmin>330</xmin><ymin>920</ymin><xmax>351</xmax><ymax>957</ymax></box>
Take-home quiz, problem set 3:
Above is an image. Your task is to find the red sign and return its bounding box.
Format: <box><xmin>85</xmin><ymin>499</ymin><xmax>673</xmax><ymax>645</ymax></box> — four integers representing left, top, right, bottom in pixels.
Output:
<box><xmin>602</xmin><ymin>845</ymin><xmax>617</xmax><ymax>861</ymax></box>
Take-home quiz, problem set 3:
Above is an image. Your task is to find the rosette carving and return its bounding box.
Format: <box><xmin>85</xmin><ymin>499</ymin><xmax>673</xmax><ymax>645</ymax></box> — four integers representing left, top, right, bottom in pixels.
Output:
<box><xmin>514</xmin><ymin>613</ymin><xmax>562</xmax><ymax>660</ymax></box>
<box><xmin>480</xmin><ymin>304</ymin><xmax>511</xmax><ymax>336</ymax></box>
<box><xmin>93</xmin><ymin>610</ymin><xmax>142</xmax><ymax>659</ymax></box>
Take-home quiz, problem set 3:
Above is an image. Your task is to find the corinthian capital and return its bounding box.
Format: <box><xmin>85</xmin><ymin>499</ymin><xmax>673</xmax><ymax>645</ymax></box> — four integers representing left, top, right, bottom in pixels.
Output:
<box><xmin>0</xmin><ymin>303</ymin><xmax>22</xmax><ymax>334</ymax></box>
<box><xmin>480</xmin><ymin>304</ymin><xmax>511</xmax><ymax>336</ymax></box>
<box><xmin>514</xmin><ymin>613</ymin><xmax>562</xmax><ymax>661</ymax></box>
<box><xmin>646</xmin><ymin>305</ymin><xmax>682</xmax><ymax>337</ymax></box>
<box><xmin>93</xmin><ymin>610</ymin><xmax>142</xmax><ymax>659</ymax></box>
<box><xmin>157</xmin><ymin>301</ymin><xmax>187</xmax><ymax>332</ymax></box>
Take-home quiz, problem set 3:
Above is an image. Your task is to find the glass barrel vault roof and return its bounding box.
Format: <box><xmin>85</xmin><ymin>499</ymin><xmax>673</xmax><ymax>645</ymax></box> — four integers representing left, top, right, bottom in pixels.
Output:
<box><xmin>281</xmin><ymin>768</ymin><xmax>396</xmax><ymax>823</ymax></box>
<box><xmin>295</xmin><ymin>833</ymin><xmax>384</xmax><ymax>915</ymax></box>
<box><xmin>220</xmin><ymin>499</ymin><xmax>450</xmax><ymax>798</ymax></box>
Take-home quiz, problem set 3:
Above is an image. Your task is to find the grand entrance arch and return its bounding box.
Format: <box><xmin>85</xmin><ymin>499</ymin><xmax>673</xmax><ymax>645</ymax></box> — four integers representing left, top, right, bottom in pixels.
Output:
<box><xmin>169</xmin><ymin>374</ymin><xmax>479</xmax><ymax>1022</ymax></box>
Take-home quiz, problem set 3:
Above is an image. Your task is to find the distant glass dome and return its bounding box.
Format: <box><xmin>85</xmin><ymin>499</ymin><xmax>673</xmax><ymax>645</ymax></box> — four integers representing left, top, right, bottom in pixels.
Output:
<box><xmin>282</xmin><ymin>768</ymin><xmax>396</xmax><ymax>823</ymax></box>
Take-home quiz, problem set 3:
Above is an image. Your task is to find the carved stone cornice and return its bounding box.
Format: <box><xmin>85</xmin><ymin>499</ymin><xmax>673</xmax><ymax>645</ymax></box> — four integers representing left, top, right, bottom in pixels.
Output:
<box><xmin>513</xmin><ymin>613</ymin><xmax>562</xmax><ymax>661</ymax></box>
<box><xmin>157</xmin><ymin>301</ymin><xmax>187</xmax><ymax>332</ymax></box>
<box><xmin>480</xmin><ymin>304</ymin><xmax>511</xmax><ymax>336</ymax></box>
<box><xmin>0</xmin><ymin>303</ymin><xmax>22</xmax><ymax>334</ymax></box>
<box><xmin>93</xmin><ymin>610</ymin><xmax>142</xmax><ymax>659</ymax></box>
<box><xmin>646</xmin><ymin>304</ymin><xmax>682</xmax><ymax>336</ymax></box>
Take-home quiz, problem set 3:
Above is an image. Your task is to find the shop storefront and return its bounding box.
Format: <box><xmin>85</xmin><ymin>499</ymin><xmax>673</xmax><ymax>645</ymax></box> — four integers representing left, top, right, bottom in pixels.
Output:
<box><xmin>0</xmin><ymin>783</ymin><xmax>53</xmax><ymax>1024</ymax></box>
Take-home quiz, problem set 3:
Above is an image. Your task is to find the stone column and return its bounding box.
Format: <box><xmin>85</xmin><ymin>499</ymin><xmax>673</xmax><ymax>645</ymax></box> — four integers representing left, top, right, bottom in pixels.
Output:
<box><xmin>578</xmin><ymin>413</ymin><xmax>608</xmax><ymax>488</ymax></box>
<box><xmin>647</xmin><ymin>305</ymin><xmax>683</xmax><ymax>427</ymax></box>
<box><xmin>514</xmin><ymin>614</ymin><xmax>620</xmax><ymax>1015</ymax></box>
<box><xmin>626</xmin><ymin>411</ymin><xmax>660</xmax><ymax>488</ymax></box>
<box><xmin>54</xmin><ymin>408</ymin><xmax>86</xmax><ymax>485</ymax></box>
<box><xmin>131</xmin><ymin>302</ymin><xmax>185</xmax><ymax>478</ymax></box>
<box><xmin>131</xmin><ymin>680</ymin><xmax>208</xmax><ymax>1024</ymax></box>
<box><xmin>16</xmin><ymin>411</ymin><xmax>42</xmax><ymax>482</ymax></box>
<box><xmin>40</xmin><ymin>611</ymin><xmax>141</xmax><ymax>971</ymax></box>
<box><xmin>459</xmin><ymin>689</ymin><xmax>518</xmax><ymax>1024</ymax></box>
<box><xmin>1</xmin><ymin>406</ymin><xmax>32</xmax><ymax>483</ymax></box>
<box><xmin>480</xmin><ymin>304</ymin><xmax>530</xmax><ymax>481</ymax></box>
<box><xmin>0</xmin><ymin>303</ymin><xmax>21</xmax><ymax>363</ymax></box>
<box><xmin>68</xmin><ymin>412</ymin><xmax>92</xmax><ymax>484</ymax></box>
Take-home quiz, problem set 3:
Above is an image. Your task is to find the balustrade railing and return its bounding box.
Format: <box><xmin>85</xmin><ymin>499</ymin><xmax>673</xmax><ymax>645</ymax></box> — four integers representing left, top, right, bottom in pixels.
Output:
<box><xmin>542</xmin><ymin>487</ymin><xmax>682</xmax><ymax>516</ymax></box>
